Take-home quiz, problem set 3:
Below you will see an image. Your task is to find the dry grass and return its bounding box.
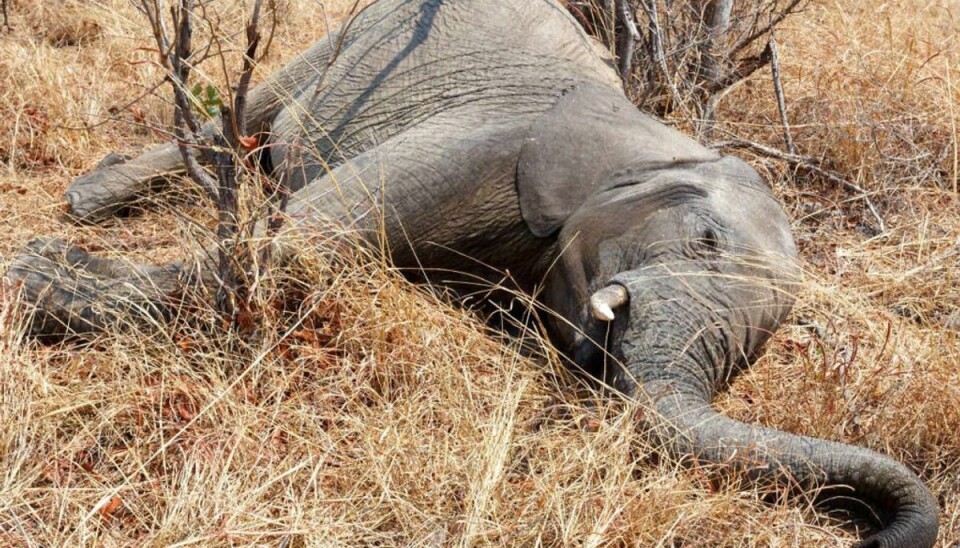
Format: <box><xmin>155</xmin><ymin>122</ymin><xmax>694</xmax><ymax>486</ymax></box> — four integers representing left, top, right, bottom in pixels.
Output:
<box><xmin>1</xmin><ymin>0</ymin><xmax>958</xmax><ymax>545</ymax></box>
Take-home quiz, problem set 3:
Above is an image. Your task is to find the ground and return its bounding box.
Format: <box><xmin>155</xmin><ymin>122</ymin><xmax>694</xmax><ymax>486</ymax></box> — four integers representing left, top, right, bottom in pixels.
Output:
<box><xmin>0</xmin><ymin>0</ymin><xmax>958</xmax><ymax>545</ymax></box>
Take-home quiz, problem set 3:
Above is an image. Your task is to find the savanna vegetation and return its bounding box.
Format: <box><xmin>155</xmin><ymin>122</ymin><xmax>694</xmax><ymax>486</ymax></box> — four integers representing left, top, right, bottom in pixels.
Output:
<box><xmin>0</xmin><ymin>0</ymin><xmax>957</xmax><ymax>545</ymax></box>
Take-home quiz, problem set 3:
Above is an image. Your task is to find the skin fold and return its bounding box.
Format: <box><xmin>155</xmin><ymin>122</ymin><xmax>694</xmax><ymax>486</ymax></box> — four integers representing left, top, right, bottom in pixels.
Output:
<box><xmin>5</xmin><ymin>1</ymin><xmax>939</xmax><ymax>545</ymax></box>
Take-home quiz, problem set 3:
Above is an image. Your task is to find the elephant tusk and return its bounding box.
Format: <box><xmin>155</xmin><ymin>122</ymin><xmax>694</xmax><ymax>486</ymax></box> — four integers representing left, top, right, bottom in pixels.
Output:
<box><xmin>589</xmin><ymin>284</ymin><xmax>629</xmax><ymax>322</ymax></box>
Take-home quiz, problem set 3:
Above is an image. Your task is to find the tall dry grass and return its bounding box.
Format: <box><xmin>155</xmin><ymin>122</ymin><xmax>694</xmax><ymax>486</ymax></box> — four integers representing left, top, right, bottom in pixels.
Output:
<box><xmin>0</xmin><ymin>0</ymin><xmax>958</xmax><ymax>545</ymax></box>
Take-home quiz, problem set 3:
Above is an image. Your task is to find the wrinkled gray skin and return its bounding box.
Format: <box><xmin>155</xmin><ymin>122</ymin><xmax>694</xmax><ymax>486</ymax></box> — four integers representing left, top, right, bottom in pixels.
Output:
<box><xmin>6</xmin><ymin>1</ymin><xmax>938</xmax><ymax>545</ymax></box>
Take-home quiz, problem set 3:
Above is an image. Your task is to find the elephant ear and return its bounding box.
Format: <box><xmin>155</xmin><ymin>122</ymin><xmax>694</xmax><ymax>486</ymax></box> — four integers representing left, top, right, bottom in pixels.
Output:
<box><xmin>517</xmin><ymin>82</ymin><xmax>719</xmax><ymax>237</ymax></box>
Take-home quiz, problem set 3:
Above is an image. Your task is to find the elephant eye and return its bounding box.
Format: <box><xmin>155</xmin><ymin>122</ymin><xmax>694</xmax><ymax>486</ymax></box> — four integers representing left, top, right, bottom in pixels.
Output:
<box><xmin>695</xmin><ymin>226</ymin><xmax>722</xmax><ymax>255</ymax></box>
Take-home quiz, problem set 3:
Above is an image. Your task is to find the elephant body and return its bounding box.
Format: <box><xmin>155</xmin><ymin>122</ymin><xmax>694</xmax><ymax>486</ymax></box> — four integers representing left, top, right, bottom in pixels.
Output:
<box><xmin>8</xmin><ymin>1</ymin><xmax>939</xmax><ymax>546</ymax></box>
<box><xmin>69</xmin><ymin>0</ymin><xmax>621</xmax><ymax>286</ymax></box>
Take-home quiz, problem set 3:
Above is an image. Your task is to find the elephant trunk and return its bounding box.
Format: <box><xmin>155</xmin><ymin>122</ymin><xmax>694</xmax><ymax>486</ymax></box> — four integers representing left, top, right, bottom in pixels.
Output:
<box><xmin>645</xmin><ymin>389</ymin><xmax>938</xmax><ymax>547</ymax></box>
<box><xmin>615</xmin><ymin>298</ymin><xmax>939</xmax><ymax>548</ymax></box>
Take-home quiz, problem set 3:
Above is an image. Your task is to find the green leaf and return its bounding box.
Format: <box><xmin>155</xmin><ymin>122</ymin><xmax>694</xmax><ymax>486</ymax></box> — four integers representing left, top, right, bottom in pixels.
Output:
<box><xmin>184</xmin><ymin>82</ymin><xmax>223</xmax><ymax>119</ymax></box>
<box><xmin>201</xmin><ymin>84</ymin><xmax>222</xmax><ymax>117</ymax></box>
<box><xmin>205</xmin><ymin>84</ymin><xmax>220</xmax><ymax>105</ymax></box>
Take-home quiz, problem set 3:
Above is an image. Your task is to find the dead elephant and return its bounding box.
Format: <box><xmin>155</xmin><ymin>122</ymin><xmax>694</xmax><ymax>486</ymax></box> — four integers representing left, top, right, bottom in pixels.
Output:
<box><xmin>6</xmin><ymin>1</ymin><xmax>939</xmax><ymax>546</ymax></box>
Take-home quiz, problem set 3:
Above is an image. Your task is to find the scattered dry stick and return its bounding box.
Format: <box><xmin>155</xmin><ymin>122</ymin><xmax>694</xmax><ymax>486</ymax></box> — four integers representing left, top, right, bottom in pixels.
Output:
<box><xmin>769</xmin><ymin>34</ymin><xmax>796</xmax><ymax>155</ymax></box>
<box><xmin>616</xmin><ymin>0</ymin><xmax>640</xmax><ymax>84</ymax></box>
<box><xmin>714</xmin><ymin>139</ymin><xmax>887</xmax><ymax>232</ymax></box>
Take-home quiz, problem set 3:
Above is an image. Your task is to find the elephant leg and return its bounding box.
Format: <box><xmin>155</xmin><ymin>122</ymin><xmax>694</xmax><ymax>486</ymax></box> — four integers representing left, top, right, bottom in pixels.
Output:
<box><xmin>282</xmin><ymin>115</ymin><xmax>530</xmax><ymax>269</ymax></box>
<box><xmin>64</xmin><ymin>143</ymin><xmax>193</xmax><ymax>223</ymax></box>
<box><xmin>5</xmin><ymin>141</ymin><xmax>388</xmax><ymax>340</ymax></box>
<box><xmin>12</xmin><ymin>115</ymin><xmax>527</xmax><ymax>341</ymax></box>
<box><xmin>6</xmin><ymin>237</ymin><xmax>182</xmax><ymax>339</ymax></box>
<box><xmin>65</xmin><ymin>33</ymin><xmax>342</xmax><ymax>224</ymax></box>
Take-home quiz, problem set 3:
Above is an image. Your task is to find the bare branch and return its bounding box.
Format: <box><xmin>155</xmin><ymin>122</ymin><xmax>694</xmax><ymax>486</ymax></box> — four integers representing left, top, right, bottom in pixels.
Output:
<box><xmin>230</xmin><ymin>0</ymin><xmax>262</xmax><ymax>142</ymax></box>
<box><xmin>714</xmin><ymin>139</ymin><xmax>887</xmax><ymax>232</ymax></box>
<box><xmin>215</xmin><ymin>0</ymin><xmax>264</xmax><ymax>321</ymax></box>
<box><xmin>704</xmin><ymin>41</ymin><xmax>773</xmax><ymax>94</ymax></box>
<box><xmin>139</xmin><ymin>0</ymin><xmax>219</xmax><ymax>200</ymax></box>
<box><xmin>615</xmin><ymin>0</ymin><xmax>640</xmax><ymax>85</ymax></box>
<box><xmin>258</xmin><ymin>0</ymin><xmax>280</xmax><ymax>62</ymax></box>
<box><xmin>138</xmin><ymin>0</ymin><xmax>269</xmax><ymax>323</ymax></box>
<box><xmin>305</xmin><ymin>0</ymin><xmax>368</xmax><ymax>111</ymax></box>
<box><xmin>636</xmin><ymin>0</ymin><xmax>683</xmax><ymax>113</ymax></box>
<box><xmin>769</xmin><ymin>34</ymin><xmax>796</xmax><ymax>155</ymax></box>
<box><xmin>578</xmin><ymin>0</ymin><xmax>806</xmax><ymax>124</ymax></box>
<box><xmin>730</xmin><ymin>0</ymin><xmax>805</xmax><ymax>56</ymax></box>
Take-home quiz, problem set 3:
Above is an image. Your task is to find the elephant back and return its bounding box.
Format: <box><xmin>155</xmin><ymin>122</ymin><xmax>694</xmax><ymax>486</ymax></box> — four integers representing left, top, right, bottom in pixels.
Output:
<box><xmin>268</xmin><ymin>0</ymin><xmax>621</xmax><ymax>189</ymax></box>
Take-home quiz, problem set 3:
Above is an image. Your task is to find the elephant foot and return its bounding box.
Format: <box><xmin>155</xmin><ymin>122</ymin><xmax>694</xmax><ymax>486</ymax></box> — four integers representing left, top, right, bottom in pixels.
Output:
<box><xmin>5</xmin><ymin>237</ymin><xmax>180</xmax><ymax>340</ymax></box>
<box><xmin>65</xmin><ymin>143</ymin><xmax>186</xmax><ymax>223</ymax></box>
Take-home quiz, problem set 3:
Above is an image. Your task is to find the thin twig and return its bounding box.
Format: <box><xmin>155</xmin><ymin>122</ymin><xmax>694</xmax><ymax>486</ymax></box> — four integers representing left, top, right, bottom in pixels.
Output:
<box><xmin>170</xmin><ymin>1</ymin><xmax>201</xmax><ymax>136</ymax></box>
<box><xmin>231</xmin><ymin>0</ymin><xmax>262</xmax><ymax>140</ymax></box>
<box><xmin>714</xmin><ymin>139</ymin><xmax>886</xmax><ymax>232</ymax></box>
<box><xmin>215</xmin><ymin>0</ymin><xmax>263</xmax><ymax>321</ymax></box>
<box><xmin>616</xmin><ymin>0</ymin><xmax>640</xmax><ymax>85</ymax></box>
<box><xmin>623</xmin><ymin>0</ymin><xmax>805</xmax><ymax>123</ymax></box>
<box><xmin>704</xmin><ymin>42</ymin><xmax>772</xmax><ymax>94</ymax></box>
<box><xmin>140</xmin><ymin>0</ymin><xmax>219</xmax><ymax>200</ymax></box>
<box><xmin>769</xmin><ymin>34</ymin><xmax>795</xmax><ymax>154</ymax></box>
<box><xmin>945</xmin><ymin>57</ymin><xmax>959</xmax><ymax>194</ymax></box>
<box><xmin>258</xmin><ymin>0</ymin><xmax>279</xmax><ymax>63</ymax></box>
<box><xmin>636</xmin><ymin>0</ymin><xmax>682</xmax><ymax>112</ymax></box>
<box><xmin>729</xmin><ymin>0</ymin><xmax>804</xmax><ymax>56</ymax></box>
<box><xmin>305</xmin><ymin>0</ymin><xmax>371</xmax><ymax>111</ymax></box>
<box><xmin>606</xmin><ymin>0</ymin><xmax>616</xmax><ymax>53</ymax></box>
<box><xmin>54</xmin><ymin>79</ymin><xmax>168</xmax><ymax>131</ymax></box>
<box><xmin>171</xmin><ymin>3</ymin><xmax>219</xmax><ymax>198</ymax></box>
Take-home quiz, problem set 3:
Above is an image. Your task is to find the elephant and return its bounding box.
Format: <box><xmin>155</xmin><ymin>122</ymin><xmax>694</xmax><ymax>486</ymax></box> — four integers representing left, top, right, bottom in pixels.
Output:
<box><xmin>5</xmin><ymin>0</ymin><xmax>938</xmax><ymax>546</ymax></box>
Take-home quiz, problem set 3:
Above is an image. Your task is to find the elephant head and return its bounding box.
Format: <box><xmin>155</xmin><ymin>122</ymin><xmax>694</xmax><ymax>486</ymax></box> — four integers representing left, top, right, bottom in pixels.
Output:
<box><xmin>518</xmin><ymin>83</ymin><xmax>939</xmax><ymax>547</ymax></box>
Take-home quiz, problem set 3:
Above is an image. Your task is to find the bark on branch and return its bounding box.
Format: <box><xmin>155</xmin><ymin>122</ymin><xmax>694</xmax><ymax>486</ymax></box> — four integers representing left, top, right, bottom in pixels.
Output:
<box><xmin>140</xmin><ymin>0</ymin><xmax>266</xmax><ymax>325</ymax></box>
<box><xmin>215</xmin><ymin>0</ymin><xmax>263</xmax><ymax>320</ymax></box>
<box><xmin>616</xmin><ymin>0</ymin><xmax>641</xmax><ymax>83</ymax></box>
<box><xmin>581</xmin><ymin>0</ymin><xmax>807</xmax><ymax>122</ymax></box>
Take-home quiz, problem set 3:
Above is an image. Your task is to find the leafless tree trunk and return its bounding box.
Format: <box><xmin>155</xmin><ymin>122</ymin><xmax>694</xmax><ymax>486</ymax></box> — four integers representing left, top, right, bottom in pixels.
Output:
<box><xmin>139</xmin><ymin>0</ymin><xmax>267</xmax><ymax>326</ymax></box>
<box><xmin>567</xmin><ymin>0</ymin><xmax>805</xmax><ymax>130</ymax></box>
<box><xmin>694</xmin><ymin>0</ymin><xmax>732</xmax><ymax>133</ymax></box>
<box><xmin>695</xmin><ymin>0</ymin><xmax>732</xmax><ymax>85</ymax></box>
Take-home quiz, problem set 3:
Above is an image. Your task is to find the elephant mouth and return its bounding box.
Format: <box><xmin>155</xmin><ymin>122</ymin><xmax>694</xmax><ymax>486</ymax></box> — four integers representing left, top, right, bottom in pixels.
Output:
<box><xmin>573</xmin><ymin>274</ymin><xmax>659</xmax><ymax>394</ymax></box>
<box><xmin>572</xmin><ymin>290</ymin><xmax>635</xmax><ymax>393</ymax></box>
